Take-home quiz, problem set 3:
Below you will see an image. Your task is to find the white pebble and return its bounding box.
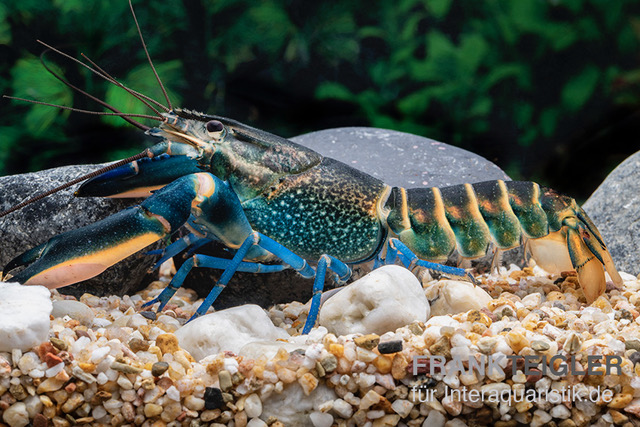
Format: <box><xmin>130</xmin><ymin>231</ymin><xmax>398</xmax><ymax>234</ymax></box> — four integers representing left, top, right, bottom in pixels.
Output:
<box><xmin>2</xmin><ymin>402</ymin><xmax>29</xmax><ymax>427</ymax></box>
<box><xmin>549</xmin><ymin>404</ymin><xmax>571</xmax><ymax>419</ymax></box>
<box><xmin>165</xmin><ymin>385</ymin><xmax>181</xmax><ymax>401</ymax></box>
<box><xmin>423</xmin><ymin>410</ymin><xmax>446</xmax><ymax>427</ymax></box>
<box><xmin>90</xmin><ymin>346</ymin><xmax>111</xmax><ymax>363</ymax></box>
<box><xmin>310</xmin><ymin>411</ymin><xmax>334</xmax><ymax>427</ymax></box>
<box><xmin>319</xmin><ymin>266</ymin><xmax>429</xmax><ymax>335</ymax></box>
<box><xmin>247</xmin><ymin>418</ymin><xmax>268</xmax><ymax>427</ymax></box>
<box><xmin>391</xmin><ymin>399</ymin><xmax>414</xmax><ymax>418</ymax></box>
<box><xmin>244</xmin><ymin>393</ymin><xmax>263</xmax><ymax>418</ymax></box>
<box><xmin>0</xmin><ymin>283</ymin><xmax>52</xmax><ymax>352</ymax></box>
<box><xmin>332</xmin><ymin>398</ymin><xmax>353</xmax><ymax>418</ymax></box>
<box><xmin>92</xmin><ymin>405</ymin><xmax>107</xmax><ymax>419</ymax></box>
<box><xmin>175</xmin><ymin>305</ymin><xmax>288</xmax><ymax>361</ymax></box>
<box><xmin>45</xmin><ymin>362</ymin><xmax>64</xmax><ymax>378</ymax></box>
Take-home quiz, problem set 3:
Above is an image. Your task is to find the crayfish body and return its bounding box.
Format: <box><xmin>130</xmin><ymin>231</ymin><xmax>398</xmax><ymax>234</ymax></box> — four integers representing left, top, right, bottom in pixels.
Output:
<box><xmin>4</xmin><ymin>109</ymin><xmax>622</xmax><ymax>332</ymax></box>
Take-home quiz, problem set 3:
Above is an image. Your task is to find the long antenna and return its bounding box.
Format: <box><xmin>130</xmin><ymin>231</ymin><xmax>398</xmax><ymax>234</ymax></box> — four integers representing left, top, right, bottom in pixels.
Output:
<box><xmin>0</xmin><ymin>149</ymin><xmax>153</xmax><ymax>219</ymax></box>
<box><xmin>129</xmin><ymin>0</ymin><xmax>173</xmax><ymax>111</ymax></box>
<box><xmin>37</xmin><ymin>40</ymin><xmax>166</xmax><ymax>120</ymax></box>
<box><xmin>37</xmin><ymin>51</ymin><xmax>152</xmax><ymax>130</ymax></box>
<box><xmin>80</xmin><ymin>53</ymin><xmax>170</xmax><ymax>112</ymax></box>
<box><xmin>3</xmin><ymin>95</ymin><xmax>163</xmax><ymax>122</ymax></box>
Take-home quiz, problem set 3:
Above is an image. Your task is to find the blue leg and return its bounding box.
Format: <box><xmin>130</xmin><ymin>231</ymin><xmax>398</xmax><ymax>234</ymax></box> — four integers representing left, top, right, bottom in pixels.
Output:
<box><xmin>302</xmin><ymin>254</ymin><xmax>351</xmax><ymax>334</ymax></box>
<box><xmin>388</xmin><ymin>238</ymin><xmax>476</xmax><ymax>283</ymax></box>
<box><xmin>142</xmin><ymin>254</ymin><xmax>287</xmax><ymax>311</ymax></box>
<box><xmin>188</xmin><ymin>232</ymin><xmax>352</xmax><ymax>330</ymax></box>
<box><xmin>189</xmin><ymin>232</ymin><xmax>315</xmax><ymax>321</ymax></box>
<box><xmin>145</xmin><ymin>233</ymin><xmax>211</xmax><ymax>271</ymax></box>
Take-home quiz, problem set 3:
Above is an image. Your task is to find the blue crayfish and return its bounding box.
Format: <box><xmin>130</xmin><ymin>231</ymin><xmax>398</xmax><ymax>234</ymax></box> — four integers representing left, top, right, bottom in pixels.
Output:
<box><xmin>2</xmin><ymin>3</ymin><xmax>622</xmax><ymax>334</ymax></box>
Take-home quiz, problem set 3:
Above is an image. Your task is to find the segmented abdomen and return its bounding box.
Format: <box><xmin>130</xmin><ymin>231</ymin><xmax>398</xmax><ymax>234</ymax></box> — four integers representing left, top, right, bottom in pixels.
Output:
<box><xmin>385</xmin><ymin>180</ymin><xmax>573</xmax><ymax>260</ymax></box>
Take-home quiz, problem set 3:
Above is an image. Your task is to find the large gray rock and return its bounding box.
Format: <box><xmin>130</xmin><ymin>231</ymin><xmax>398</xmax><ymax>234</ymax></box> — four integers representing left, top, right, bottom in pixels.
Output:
<box><xmin>293</xmin><ymin>127</ymin><xmax>510</xmax><ymax>188</ymax></box>
<box><xmin>583</xmin><ymin>151</ymin><xmax>640</xmax><ymax>275</ymax></box>
<box><xmin>0</xmin><ymin>127</ymin><xmax>510</xmax><ymax>305</ymax></box>
<box><xmin>0</xmin><ymin>164</ymin><xmax>155</xmax><ymax>297</ymax></box>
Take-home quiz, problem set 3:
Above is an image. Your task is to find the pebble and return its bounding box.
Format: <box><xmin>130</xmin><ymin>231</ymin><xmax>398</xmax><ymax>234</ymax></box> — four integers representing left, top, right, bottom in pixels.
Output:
<box><xmin>378</xmin><ymin>340</ymin><xmax>403</xmax><ymax>354</ymax></box>
<box><xmin>3</xmin><ymin>402</ymin><xmax>29</xmax><ymax>427</ymax></box>
<box><xmin>318</xmin><ymin>265</ymin><xmax>430</xmax><ymax>335</ymax></box>
<box><xmin>204</xmin><ymin>387</ymin><xmax>224</xmax><ymax>410</ymax></box>
<box><xmin>244</xmin><ymin>393</ymin><xmax>262</xmax><ymax>418</ymax></box>
<box><xmin>309</xmin><ymin>411</ymin><xmax>333</xmax><ymax>427</ymax></box>
<box><xmin>151</xmin><ymin>361</ymin><xmax>169</xmax><ymax>376</ymax></box>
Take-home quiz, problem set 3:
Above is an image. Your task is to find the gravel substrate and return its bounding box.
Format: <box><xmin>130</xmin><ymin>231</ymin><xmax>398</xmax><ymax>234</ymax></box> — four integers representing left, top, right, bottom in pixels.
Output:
<box><xmin>2</xmin><ymin>264</ymin><xmax>640</xmax><ymax>427</ymax></box>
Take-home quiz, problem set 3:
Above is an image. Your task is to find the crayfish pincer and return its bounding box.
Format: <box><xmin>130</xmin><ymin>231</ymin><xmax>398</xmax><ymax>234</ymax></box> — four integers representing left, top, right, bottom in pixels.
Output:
<box><xmin>2</xmin><ymin>109</ymin><xmax>622</xmax><ymax>333</ymax></box>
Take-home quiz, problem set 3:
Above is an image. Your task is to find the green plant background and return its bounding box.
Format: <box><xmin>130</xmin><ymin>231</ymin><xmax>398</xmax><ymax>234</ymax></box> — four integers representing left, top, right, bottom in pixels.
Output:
<box><xmin>1</xmin><ymin>0</ymin><xmax>639</xmax><ymax>201</ymax></box>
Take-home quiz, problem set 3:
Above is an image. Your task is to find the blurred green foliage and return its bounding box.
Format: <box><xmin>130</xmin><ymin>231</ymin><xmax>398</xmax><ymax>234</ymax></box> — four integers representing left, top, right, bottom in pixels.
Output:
<box><xmin>1</xmin><ymin>0</ymin><xmax>640</xmax><ymax>199</ymax></box>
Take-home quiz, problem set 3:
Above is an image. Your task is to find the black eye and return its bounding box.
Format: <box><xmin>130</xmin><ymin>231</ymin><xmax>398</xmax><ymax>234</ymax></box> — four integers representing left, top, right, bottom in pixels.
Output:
<box><xmin>206</xmin><ymin>120</ymin><xmax>224</xmax><ymax>133</ymax></box>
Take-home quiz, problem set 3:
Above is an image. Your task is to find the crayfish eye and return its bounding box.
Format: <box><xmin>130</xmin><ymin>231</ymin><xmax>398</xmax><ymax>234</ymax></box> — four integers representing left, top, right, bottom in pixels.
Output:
<box><xmin>205</xmin><ymin>120</ymin><xmax>224</xmax><ymax>135</ymax></box>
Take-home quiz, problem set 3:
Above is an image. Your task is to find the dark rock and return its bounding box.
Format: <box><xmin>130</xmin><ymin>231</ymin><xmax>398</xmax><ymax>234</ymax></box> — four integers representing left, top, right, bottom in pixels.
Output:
<box><xmin>204</xmin><ymin>387</ymin><xmax>224</xmax><ymax>410</ymax></box>
<box><xmin>377</xmin><ymin>340</ymin><xmax>403</xmax><ymax>354</ymax></box>
<box><xmin>583</xmin><ymin>150</ymin><xmax>640</xmax><ymax>275</ymax></box>
<box><xmin>0</xmin><ymin>164</ymin><xmax>156</xmax><ymax>297</ymax></box>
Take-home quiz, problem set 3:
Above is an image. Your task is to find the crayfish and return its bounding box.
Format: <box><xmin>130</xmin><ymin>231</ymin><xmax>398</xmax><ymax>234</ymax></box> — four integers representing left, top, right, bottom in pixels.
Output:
<box><xmin>1</xmin><ymin>2</ymin><xmax>622</xmax><ymax>334</ymax></box>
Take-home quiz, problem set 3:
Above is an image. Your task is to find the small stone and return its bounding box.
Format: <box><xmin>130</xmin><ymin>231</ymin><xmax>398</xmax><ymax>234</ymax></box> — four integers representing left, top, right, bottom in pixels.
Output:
<box><xmin>51</xmin><ymin>300</ymin><xmax>94</xmax><ymax>325</ymax></box>
<box><xmin>630</xmin><ymin>352</ymin><xmax>640</xmax><ymax>365</ymax></box>
<box><xmin>378</xmin><ymin>340</ymin><xmax>403</xmax><ymax>354</ymax></box>
<box><xmin>372</xmin><ymin>414</ymin><xmax>401</xmax><ymax>426</ymax></box>
<box><xmin>204</xmin><ymin>387</ymin><xmax>224</xmax><ymax>410</ymax></box>
<box><xmin>360</xmin><ymin>390</ymin><xmax>382</xmax><ymax>410</ymax></box>
<box><xmin>625</xmin><ymin>339</ymin><xmax>640</xmax><ymax>351</ymax></box>
<box><xmin>609</xmin><ymin>410</ymin><xmax>628</xmax><ymax>425</ymax></box>
<box><xmin>151</xmin><ymin>362</ymin><xmax>169</xmax><ymax>377</ymax></box>
<box><xmin>549</xmin><ymin>404</ymin><xmax>571</xmax><ymax>419</ymax></box>
<box><xmin>219</xmin><ymin>370</ymin><xmax>232</xmax><ymax>391</ymax></box>
<box><xmin>320</xmin><ymin>355</ymin><xmax>338</xmax><ymax>373</ymax></box>
<box><xmin>184</xmin><ymin>395</ymin><xmax>205</xmax><ymax>411</ymax></box>
<box><xmin>426</xmin><ymin>279</ymin><xmax>492</xmax><ymax>316</ymax></box>
<box><xmin>354</xmin><ymin>334</ymin><xmax>380</xmax><ymax>350</ymax></box>
<box><xmin>299</xmin><ymin>373</ymin><xmax>319</xmax><ymax>395</ymax></box>
<box><xmin>2</xmin><ymin>402</ymin><xmax>29</xmax><ymax>427</ymax></box>
<box><xmin>244</xmin><ymin>393</ymin><xmax>262</xmax><ymax>418</ymax></box>
<box><xmin>391</xmin><ymin>354</ymin><xmax>408</xmax><ymax>380</ymax></box>
<box><xmin>144</xmin><ymin>403</ymin><xmax>163</xmax><ymax>417</ymax></box>
<box><xmin>247</xmin><ymin>419</ymin><xmax>268</xmax><ymax>427</ymax></box>
<box><xmin>333</xmin><ymin>398</ymin><xmax>353</xmax><ymax>418</ymax></box>
<box><xmin>531</xmin><ymin>340</ymin><xmax>551</xmax><ymax>352</ymax></box>
<box><xmin>391</xmin><ymin>399</ymin><xmax>413</xmax><ymax>417</ymax></box>
<box><xmin>506</xmin><ymin>331</ymin><xmax>528</xmax><ymax>354</ymax></box>
<box><xmin>531</xmin><ymin>409</ymin><xmax>552</xmax><ymax>426</ymax></box>
<box><xmin>110</xmin><ymin>361</ymin><xmax>142</xmax><ymax>374</ymax></box>
<box><xmin>128</xmin><ymin>338</ymin><xmax>150</xmax><ymax>352</ymax></box>
<box><xmin>309</xmin><ymin>411</ymin><xmax>333</xmax><ymax>427</ymax></box>
<box><xmin>33</xmin><ymin>414</ymin><xmax>48</xmax><ymax>427</ymax></box>
<box><xmin>429</xmin><ymin>336</ymin><xmax>451</xmax><ymax>358</ymax></box>
<box><xmin>156</xmin><ymin>334</ymin><xmax>180</xmax><ymax>354</ymax></box>
<box><xmin>61</xmin><ymin>393</ymin><xmax>84</xmax><ymax>413</ymax></box>
<box><xmin>9</xmin><ymin>383</ymin><xmax>27</xmax><ymax>400</ymax></box>
<box><xmin>423</xmin><ymin>410</ymin><xmax>446</xmax><ymax>427</ymax></box>
<box><xmin>141</xmin><ymin>311</ymin><xmax>156</xmax><ymax>321</ymax></box>
<box><xmin>608</xmin><ymin>393</ymin><xmax>633</xmax><ymax>409</ymax></box>
<box><xmin>50</xmin><ymin>337</ymin><xmax>68</xmax><ymax>351</ymax></box>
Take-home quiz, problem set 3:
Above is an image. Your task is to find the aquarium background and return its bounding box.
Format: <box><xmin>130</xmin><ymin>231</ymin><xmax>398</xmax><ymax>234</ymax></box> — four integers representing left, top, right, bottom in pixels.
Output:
<box><xmin>1</xmin><ymin>0</ymin><xmax>639</xmax><ymax>201</ymax></box>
